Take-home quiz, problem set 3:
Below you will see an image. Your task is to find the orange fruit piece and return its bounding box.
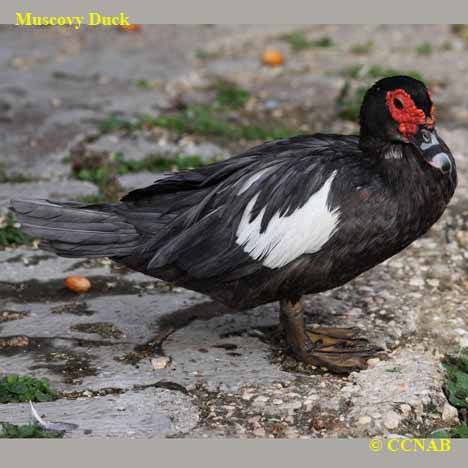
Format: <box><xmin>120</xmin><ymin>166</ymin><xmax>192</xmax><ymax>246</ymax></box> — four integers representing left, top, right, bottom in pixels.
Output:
<box><xmin>117</xmin><ymin>24</ymin><xmax>141</xmax><ymax>32</ymax></box>
<box><xmin>262</xmin><ymin>49</ymin><xmax>285</xmax><ymax>67</ymax></box>
<box><xmin>65</xmin><ymin>275</ymin><xmax>92</xmax><ymax>293</ymax></box>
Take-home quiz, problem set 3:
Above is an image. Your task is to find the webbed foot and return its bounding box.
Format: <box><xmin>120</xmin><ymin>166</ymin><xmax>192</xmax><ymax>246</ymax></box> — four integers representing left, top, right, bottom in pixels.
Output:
<box><xmin>279</xmin><ymin>299</ymin><xmax>383</xmax><ymax>374</ymax></box>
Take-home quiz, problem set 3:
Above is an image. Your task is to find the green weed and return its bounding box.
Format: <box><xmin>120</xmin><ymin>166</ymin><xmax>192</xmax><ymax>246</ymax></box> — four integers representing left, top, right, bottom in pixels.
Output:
<box><xmin>74</xmin><ymin>193</ymin><xmax>108</xmax><ymax>204</ymax></box>
<box><xmin>432</xmin><ymin>348</ymin><xmax>468</xmax><ymax>439</ymax></box>
<box><xmin>312</xmin><ymin>36</ymin><xmax>334</xmax><ymax>48</ymax></box>
<box><xmin>0</xmin><ymin>422</ymin><xmax>64</xmax><ymax>439</ymax></box>
<box><xmin>366</xmin><ymin>65</ymin><xmax>423</xmax><ymax>81</ymax></box>
<box><xmin>283</xmin><ymin>31</ymin><xmax>311</xmax><ymax>51</ymax></box>
<box><xmin>195</xmin><ymin>49</ymin><xmax>223</xmax><ymax>60</ymax></box>
<box><xmin>0</xmin><ymin>374</ymin><xmax>58</xmax><ymax>404</ymax></box>
<box><xmin>451</xmin><ymin>24</ymin><xmax>468</xmax><ymax>41</ymax></box>
<box><xmin>336</xmin><ymin>83</ymin><xmax>367</xmax><ymax>122</ymax></box>
<box><xmin>0</xmin><ymin>164</ymin><xmax>33</xmax><ymax>183</ymax></box>
<box><xmin>0</xmin><ymin>212</ymin><xmax>32</xmax><ymax>249</ymax></box>
<box><xmin>114</xmin><ymin>152</ymin><xmax>211</xmax><ymax>174</ymax></box>
<box><xmin>99</xmin><ymin>106</ymin><xmax>294</xmax><ymax>141</ymax></box>
<box><xmin>350</xmin><ymin>41</ymin><xmax>374</xmax><ymax>55</ymax></box>
<box><xmin>443</xmin><ymin>348</ymin><xmax>468</xmax><ymax>409</ymax></box>
<box><xmin>431</xmin><ymin>425</ymin><xmax>468</xmax><ymax>439</ymax></box>
<box><xmin>134</xmin><ymin>79</ymin><xmax>160</xmax><ymax>90</ymax></box>
<box><xmin>73</xmin><ymin>151</ymin><xmax>217</xmax><ymax>204</ymax></box>
<box><xmin>282</xmin><ymin>32</ymin><xmax>334</xmax><ymax>51</ymax></box>
<box><xmin>214</xmin><ymin>80</ymin><xmax>250</xmax><ymax>109</ymax></box>
<box><xmin>416</xmin><ymin>42</ymin><xmax>433</xmax><ymax>56</ymax></box>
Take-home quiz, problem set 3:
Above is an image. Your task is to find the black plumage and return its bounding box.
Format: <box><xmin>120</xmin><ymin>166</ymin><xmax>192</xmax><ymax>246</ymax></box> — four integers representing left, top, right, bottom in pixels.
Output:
<box><xmin>11</xmin><ymin>76</ymin><xmax>457</xmax><ymax>372</ymax></box>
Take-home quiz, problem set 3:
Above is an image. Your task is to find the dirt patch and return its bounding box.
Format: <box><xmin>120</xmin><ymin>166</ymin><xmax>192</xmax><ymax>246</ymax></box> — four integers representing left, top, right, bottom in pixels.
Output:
<box><xmin>0</xmin><ymin>336</ymin><xmax>103</xmax><ymax>385</ymax></box>
<box><xmin>0</xmin><ymin>335</ymin><xmax>29</xmax><ymax>350</ymax></box>
<box><xmin>0</xmin><ymin>276</ymin><xmax>159</xmax><ymax>303</ymax></box>
<box><xmin>70</xmin><ymin>322</ymin><xmax>124</xmax><ymax>339</ymax></box>
<box><xmin>114</xmin><ymin>328</ymin><xmax>174</xmax><ymax>367</ymax></box>
<box><xmin>34</xmin><ymin>351</ymin><xmax>97</xmax><ymax>385</ymax></box>
<box><xmin>51</xmin><ymin>302</ymin><xmax>95</xmax><ymax>316</ymax></box>
<box><xmin>0</xmin><ymin>310</ymin><xmax>29</xmax><ymax>323</ymax></box>
<box><xmin>134</xmin><ymin>380</ymin><xmax>189</xmax><ymax>395</ymax></box>
<box><xmin>3</xmin><ymin>254</ymin><xmax>54</xmax><ymax>266</ymax></box>
<box><xmin>177</xmin><ymin>379</ymin><xmax>347</xmax><ymax>438</ymax></box>
<box><xmin>65</xmin><ymin>258</ymin><xmax>133</xmax><ymax>276</ymax></box>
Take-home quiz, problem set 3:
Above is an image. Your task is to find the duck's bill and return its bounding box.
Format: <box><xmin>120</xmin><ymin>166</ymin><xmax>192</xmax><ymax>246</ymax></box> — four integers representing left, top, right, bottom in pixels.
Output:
<box><xmin>412</xmin><ymin>128</ymin><xmax>453</xmax><ymax>174</ymax></box>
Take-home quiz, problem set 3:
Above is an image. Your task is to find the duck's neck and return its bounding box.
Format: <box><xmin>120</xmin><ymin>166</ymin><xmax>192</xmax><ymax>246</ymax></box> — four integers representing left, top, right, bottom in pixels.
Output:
<box><xmin>375</xmin><ymin>142</ymin><xmax>455</xmax><ymax>228</ymax></box>
<box><xmin>377</xmin><ymin>143</ymin><xmax>414</xmax><ymax>190</ymax></box>
<box><xmin>358</xmin><ymin>134</ymin><xmax>388</xmax><ymax>154</ymax></box>
<box><xmin>359</xmin><ymin>137</ymin><xmax>409</xmax><ymax>185</ymax></box>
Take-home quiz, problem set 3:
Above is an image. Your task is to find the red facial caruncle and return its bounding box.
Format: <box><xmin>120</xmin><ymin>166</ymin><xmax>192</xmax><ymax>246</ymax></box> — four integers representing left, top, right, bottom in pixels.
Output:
<box><xmin>385</xmin><ymin>89</ymin><xmax>436</xmax><ymax>139</ymax></box>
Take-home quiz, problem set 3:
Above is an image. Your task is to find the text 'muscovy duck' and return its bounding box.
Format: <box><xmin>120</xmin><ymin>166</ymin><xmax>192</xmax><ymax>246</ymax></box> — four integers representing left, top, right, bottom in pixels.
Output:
<box><xmin>12</xmin><ymin>76</ymin><xmax>457</xmax><ymax>373</ymax></box>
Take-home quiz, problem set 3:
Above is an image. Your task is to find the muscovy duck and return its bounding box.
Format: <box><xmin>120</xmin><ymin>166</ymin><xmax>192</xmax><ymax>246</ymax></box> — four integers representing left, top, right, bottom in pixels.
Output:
<box><xmin>11</xmin><ymin>76</ymin><xmax>457</xmax><ymax>373</ymax></box>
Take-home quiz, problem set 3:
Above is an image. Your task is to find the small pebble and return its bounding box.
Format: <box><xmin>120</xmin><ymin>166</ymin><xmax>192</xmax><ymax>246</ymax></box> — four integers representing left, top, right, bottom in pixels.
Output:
<box><xmin>253</xmin><ymin>396</ymin><xmax>268</xmax><ymax>406</ymax></box>
<box><xmin>367</xmin><ymin>358</ymin><xmax>381</xmax><ymax>368</ymax></box>
<box><xmin>151</xmin><ymin>356</ymin><xmax>170</xmax><ymax>369</ymax></box>
<box><xmin>400</xmin><ymin>404</ymin><xmax>411</xmax><ymax>416</ymax></box>
<box><xmin>383</xmin><ymin>411</ymin><xmax>401</xmax><ymax>430</ymax></box>
<box><xmin>442</xmin><ymin>402</ymin><xmax>459</xmax><ymax>423</ymax></box>
<box><xmin>358</xmin><ymin>416</ymin><xmax>372</xmax><ymax>425</ymax></box>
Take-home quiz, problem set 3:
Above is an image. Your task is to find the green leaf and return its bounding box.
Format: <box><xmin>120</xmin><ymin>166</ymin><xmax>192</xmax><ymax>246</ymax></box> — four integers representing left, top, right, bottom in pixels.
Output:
<box><xmin>0</xmin><ymin>422</ymin><xmax>64</xmax><ymax>439</ymax></box>
<box><xmin>6</xmin><ymin>374</ymin><xmax>18</xmax><ymax>384</ymax></box>
<box><xmin>34</xmin><ymin>390</ymin><xmax>51</xmax><ymax>402</ymax></box>
<box><xmin>19</xmin><ymin>425</ymin><xmax>36</xmax><ymax>437</ymax></box>
<box><xmin>0</xmin><ymin>374</ymin><xmax>58</xmax><ymax>403</ymax></box>
<box><xmin>430</xmin><ymin>430</ymin><xmax>451</xmax><ymax>438</ymax></box>
<box><xmin>9</xmin><ymin>383</ymin><xmax>28</xmax><ymax>395</ymax></box>
<box><xmin>449</xmin><ymin>425</ymin><xmax>468</xmax><ymax>438</ymax></box>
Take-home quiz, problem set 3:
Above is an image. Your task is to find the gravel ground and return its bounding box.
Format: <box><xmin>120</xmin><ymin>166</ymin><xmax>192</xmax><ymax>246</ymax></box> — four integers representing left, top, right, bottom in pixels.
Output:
<box><xmin>0</xmin><ymin>25</ymin><xmax>467</xmax><ymax>438</ymax></box>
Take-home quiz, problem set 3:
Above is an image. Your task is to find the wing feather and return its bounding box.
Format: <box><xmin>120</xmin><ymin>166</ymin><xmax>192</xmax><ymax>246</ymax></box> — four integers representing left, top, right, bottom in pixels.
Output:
<box><xmin>131</xmin><ymin>134</ymin><xmax>360</xmax><ymax>279</ymax></box>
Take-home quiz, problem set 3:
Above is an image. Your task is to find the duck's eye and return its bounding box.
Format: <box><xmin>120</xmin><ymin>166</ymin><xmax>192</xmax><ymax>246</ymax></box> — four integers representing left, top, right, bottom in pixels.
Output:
<box><xmin>393</xmin><ymin>97</ymin><xmax>404</xmax><ymax>110</ymax></box>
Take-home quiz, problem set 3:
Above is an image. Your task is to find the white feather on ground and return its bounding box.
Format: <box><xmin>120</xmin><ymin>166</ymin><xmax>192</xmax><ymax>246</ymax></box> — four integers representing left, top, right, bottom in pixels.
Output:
<box><xmin>29</xmin><ymin>400</ymin><xmax>78</xmax><ymax>432</ymax></box>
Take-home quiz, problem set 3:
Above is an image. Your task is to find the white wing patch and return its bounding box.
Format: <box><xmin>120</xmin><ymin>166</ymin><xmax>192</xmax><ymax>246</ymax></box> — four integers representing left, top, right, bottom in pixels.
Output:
<box><xmin>236</xmin><ymin>171</ymin><xmax>340</xmax><ymax>269</ymax></box>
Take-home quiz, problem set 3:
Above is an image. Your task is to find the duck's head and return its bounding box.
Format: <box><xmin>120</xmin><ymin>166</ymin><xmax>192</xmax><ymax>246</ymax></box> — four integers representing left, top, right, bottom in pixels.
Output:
<box><xmin>359</xmin><ymin>75</ymin><xmax>452</xmax><ymax>174</ymax></box>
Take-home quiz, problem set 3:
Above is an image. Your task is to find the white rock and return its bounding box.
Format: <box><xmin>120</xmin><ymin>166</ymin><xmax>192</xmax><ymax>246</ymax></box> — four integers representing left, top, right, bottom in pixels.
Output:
<box><xmin>367</xmin><ymin>358</ymin><xmax>381</xmax><ymax>368</ymax></box>
<box><xmin>151</xmin><ymin>356</ymin><xmax>170</xmax><ymax>369</ymax></box>
<box><xmin>253</xmin><ymin>396</ymin><xmax>269</xmax><ymax>406</ymax></box>
<box><xmin>442</xmin><ymin>402</ymin><xmax>459</xmax><ymax>423</ymax></box>
<box><xmin>284</xmin><ymin>401</ymin><xmax>302</xmax><ymax>410</ymax></box>
<box><xmin>253</xmin><ymin>427</ymin><xmax>266</xmax><ymax>437</ymax></box>
<box><xmin>358</xmin><ymin>416</ymin><xmax>372</xmax><ymax>425</ymax></box>
<box><xmin>400</xmin><ymin>404</ymin><xmax>412</xmax><ymax>416</ymax></box>
<box><xmin>383</xmin><ymin>411</ymin><xmax>401</xmax><ymax>430</ymax></box>
<box><xmin>409</xmin><ymin>277</ymin><xmax>425</xmax><ymax>287</ymax></box>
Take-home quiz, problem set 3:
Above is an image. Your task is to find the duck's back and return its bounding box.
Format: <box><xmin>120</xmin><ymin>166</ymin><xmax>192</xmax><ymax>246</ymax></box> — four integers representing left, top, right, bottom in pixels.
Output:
<box><xmin>114</xmin><ymin>134</ymin><xmax>380</xmax><ymax>307</ymax></box>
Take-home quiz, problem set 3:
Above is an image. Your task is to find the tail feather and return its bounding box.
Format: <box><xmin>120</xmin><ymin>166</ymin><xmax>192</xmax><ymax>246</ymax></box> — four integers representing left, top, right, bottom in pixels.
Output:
<box><xmin>10</xmin><ymin>199</ymin><xmax>141</xmax><ymax>258</ymax></box>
